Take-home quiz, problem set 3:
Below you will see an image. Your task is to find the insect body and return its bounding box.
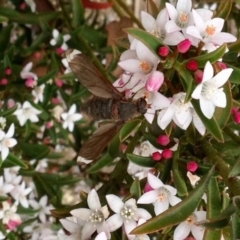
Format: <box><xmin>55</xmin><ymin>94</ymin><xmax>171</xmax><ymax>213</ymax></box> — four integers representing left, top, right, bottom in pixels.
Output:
<box><xmin>67</xmin><ymin>52</ymin><xmax>147</xmax><ymax>160</ymax></box>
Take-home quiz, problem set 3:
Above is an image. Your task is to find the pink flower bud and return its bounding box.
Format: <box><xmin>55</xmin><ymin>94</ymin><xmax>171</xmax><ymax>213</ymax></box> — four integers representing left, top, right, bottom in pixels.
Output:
<box><xmin>158</xmin><ymin>46</ymin><xmax>169</xmax><ymax>57</ymax></box>
<box><xmin>145</xmin><ymin>71</ymin><xmax>164</xmax><ymax>92</ymax></box>
<box><xmin>177</xmin><ymin>39</ymin><xmax>191</xmax><ymax>53</ymax></box>
<box><xmin>19</xmin><ymin>2</ymin><xmax>26</xmax><ymax>10</ymax></box>
<box><xmin>34</xmin><ymin>52</ymin><xmax>41</xmax><ymax>59</ymax></box>
<box><xmin>162</xmin><ymin>149</ymin><xmax>172</xmax><ymax>159</ymax></box>
<box><xmin>25</xmin><ymin>78</ymin><xmax>35</xmax><ymax>88</ymax></box>
<box><xmin>56</xmin><ymin>47</ymin><xmax>64</xmax><ymax>55</ymax></box>
<box><xmin>233</xmin><ymin>112</ymin><xmax>240</xmax><ymax>124</ymax></box>
<box><xmin>194</xmin><ymin>70</ymin><xmax>203</xmax><ymax>84</ymax></box>
<box><xmin>217</xmin><ymin>61</ymin><xmax>227</xmax><ymax>69</ymax></box>
<box><xmin>120</xmin><ymin>143</ymin><xmax>127</xmax><ymax>153</ymax></box>
<box><xmin>7</xmin><ymin>99</ymin><xmax>15</xmax><ymax>109</ymax></box>
<box><xmin>7</xmin><ymin>219</ymin><xmax>21</xmax><ymax>230</ymax></box>
<box><xmin>187</xmin><ymin>161</ymin><xmax>198</xmax><ymax>172</ymax></box>
<box><xmin>5</xmin><ymin>67</ymin><xmax>11</xmax><ymax>75</ymax></box>
<box><xmin>156</xmin><ymin>135</ymin><xmax>170</xmax><ymax>146</ymax></box>
<box><xmin>55</xmin><ymin>79</ymin><xmax>63</xmax><ymax>87</ymax></box>
<box><xmin>186</xmin><ymin>60</ymin><xmax>198</xmax><ymax>71</ymax></box>
<box><xmin>51</xmin><ymin>97</ymin><xmax>60</xmax><ymax>104</ymax></box>
<box><xmin>151</xmin><ymin>151</ymin><xmax>162</xmax><ymax>161</ymax></box>
<box><xmin>45</xmin><ymin>121</ymin><xmax>53</xmax><ymax>129</ymax></box>
<box><xmin>231</xmin><ymin>108</ymin><xmax>238</xmax><ymax>115</ymax></box>
<box><xmin>0</xmin><ymin>78</ymin><xmax>8</xmax><ymax>85</ymax></box>
<box><xmin>143</xmin><ymin>181</ymin><xmax>154</xmax><ymax>193</ymax></box>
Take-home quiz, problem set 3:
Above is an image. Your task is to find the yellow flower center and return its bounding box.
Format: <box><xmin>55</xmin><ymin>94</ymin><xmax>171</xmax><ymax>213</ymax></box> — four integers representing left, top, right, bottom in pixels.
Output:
<box><xmin>205</xmin><ymin>25</ymin><xmax>216</xmax><ymax>37</ymax></box>
<box><xmin>139</xmin><ymin>61</ymin><xmax>153</xmax><ymax>73</ymax></box>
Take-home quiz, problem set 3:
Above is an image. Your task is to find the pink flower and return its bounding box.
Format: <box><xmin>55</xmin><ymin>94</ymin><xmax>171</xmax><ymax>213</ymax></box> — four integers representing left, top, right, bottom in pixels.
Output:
<box><xmin>25</xmin><ymin>78</ymin><xmax>36</xmax><ymax>88</ymax></box>
<box><xmin>145</xmin><ymin>71</ymin><xmax>164</xmax><ymax>92</ymax></box>
<box><xmin>56</xmin><ymin>47</ymin><xmax>64</xmax><ymax>55</ymax></box>
<box><xmin>55</xmin><ymin>79</ymin><xmax>63</xmax><ymax>87</ymax></box>
<box><xmin>7</xmin><ymin>219</ymin><xmax>21</xmax><ymax>230</ymax></box>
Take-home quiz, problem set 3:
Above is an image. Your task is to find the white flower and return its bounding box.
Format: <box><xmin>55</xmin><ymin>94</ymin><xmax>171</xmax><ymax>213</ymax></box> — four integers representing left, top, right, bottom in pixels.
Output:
<box><xmin>127</xmin><ymin>219</ymin><xmax>150</xmax><ymax>240</ymax></box>
<box><xmin>32</xmin><ymin>84</ymin><xmax>45</xmax><ymax>103</ymax></box>
<box><xmin>29</xmin><ymin>195</ymin><xmax>53</xmax><ymax>223</ymax></box>
<box><xmin>60</xmin><ymin>217</ymin><xmax>84</xmax><ymax>239</ymax></box>
<box><xmin>25</xmin><ymin>0</ymin><xmax>36</xmax><ymax>12</ymax></box>
<box><xmin>10</xmin><ymin>181</ymin><xmax>32</xmax><ymax>208</ymax></box>
<box><xmin>137</xmin><ymin>173</ymin><xmax>181</xmax><ymax>215</ymax></box>
<box><xmin>61</xmin><ymin>104</ymin><xmax>82</xmax><ymax>132</ymax></box>
<box><xmin>0</xmin><ymin>117</ymin><xmax>6</xmax><ymax>129</ymax></box>
<box><xmin>187</xmin><ymin>171</ymin><xmax>200</xmax><ymax>186</ymax></box>
<box><xmin>14</xmin><ymin>101</ymin><xmax>41</xmax><ymax>126</ymax></box>
<box><xmin>0</xmin><ymin>176</ymin><xmax>14</xmax><ymax>196</ymax></box>
<box><xmin>20</xmin><ymin>62</ymin><xmax>37</xmax><ymax>81</ymax></box>
<box><xmin>71</xmin><ymin>189</ymin><xmax>110</xmax><ymax>239</ymax></box>
<box><xmin>186</xmin><ymin>10</ymin><xmax>236</xmax><ymax>51</ymax></box>
<box><xmin>191</xmin><ymin>61</ymin><xmax>233</xmax><ymax>119</ymax></box>
<box><xmin>95</xmin><ymin>232</ymin><xmax>108</xmax><ymax>240</ymax></box>
<box><xmin>0</xmin><ymin>123</ymin><xmax>17</xmax><ymax>161</ymax></box>
<box><xmin>106</xmin><ymin>195</ymin><xmax>151</xmax><ymax>239</ymax></box>
<box><xmin>173</xmin><ymin>211</ymin><xmax>206</xmax><ymax>240</ymax></box>
<box><xmin>50</xmin><ymin>29</ymin><xmax>71</xmax><ymax>51</ymax></box>
<box><xmin>0</xmin><ymin>201</ymin><xmax>21</xmax><ymax>228</ymax></box>
<box><xmin>4</xmin><ymin>167</ymin><xmax>22</xmax><ymax>186</ymax></box>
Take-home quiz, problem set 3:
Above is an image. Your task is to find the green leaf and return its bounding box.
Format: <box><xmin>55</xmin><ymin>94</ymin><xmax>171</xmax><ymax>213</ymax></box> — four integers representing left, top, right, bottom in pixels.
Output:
<box><xmin>182</xmin><ymin>44</ymin><xmax>226</xmax><ymax>68</ymax></box>
<box><xmin>4</xmin><ymin>153</ymin><xmax>28</xmax><ymax>169</ymax></box>
<box><xmin>229</xmin><ymin>40</ymin><xmax>240</xmax><ymax>52</ymax></box>
<box><xmin>0</xmin><ymin>196</ymin><xmax>9</xmax><ymax>202</ymax></box>
<box><xmin>124</xmin><ymin>28</ymin><xmax>162</xmax><ymax>57</ymax></box>
<box><xmin>87</xmin><ymin>153</ymin><xmax>115</xmax><ymax>173</ymax></box>
<box><xmin>226</xmin><ymin>64</ymin><xmax>240</xmax><ymax>84</ymax></box>
<box><xmin>231</xmin><ymin>213</ymin><xmax>240</xmax><ymax>239</ymax></box>
<box><xmin>172</xmin><ymin>151</ymin><xmax>188</xmax><ymax>196</ymax></box>
<box><xmin>120</xmin><ymin>119</ymin><xmax>142</xmax><ymax>142</ymax></box>
<box><xmin>191</xmin><ymin>99</ymin><xmax>223</xmax><ymax>142</ymax></box>
<box><xmin>37</xmin><ymin>70</ymin><xmax>58</xmax><ymax>85</ymax></box>
<box><xmin>131</xmin><ymin>166</ymin><xmax>215</xmax><ymax>234</ymax></box>
<box><xmin>204</xmin><ymin>230</ymin><xmax>221</xmax><ymax>240</ymax></box>
<box><xmin>71</xmin><ymin>0</ymin><xmax>84</xmax><ymax>28</ymax></box>
<box><xmin>0</xmin><ymin>105</ymin><xmax>18</xmax><ymax>117</ymax></box>
<box><xmin>215</xmin><ymin>0</ymin><xmax>232</xmax><ymax>19</ymax></box>
<box><xmin>130</xmin><ymin>178</ymin><xmax>141</xmax><ymax>199</ymax></box>
<box><xmin>228</xmin><ymin>158</ymin><xmax>240</xmax><ymax>178</ymax></box>
<box><xmin>0</xmin><ymin>24</ymin><xmax>13</xmax><ymax>53</ymax></box>
<box><xmin>126</xmin><ymin>153</ymin><xmax>155</xmax><ymax>168</ymax></box>
<box><xmin>19</xmin><ymin>142</ymin><xmax>50</xmax><ymax>160</ymax></box>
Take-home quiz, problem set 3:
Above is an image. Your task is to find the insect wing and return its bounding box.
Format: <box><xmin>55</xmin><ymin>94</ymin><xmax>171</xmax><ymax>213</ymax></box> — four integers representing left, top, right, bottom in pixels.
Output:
<box><xmin>79</xmin><ymin>121</ymin><xmax>124</xmax><ymax>160</ymax></box>
<box><xmin>68</xmin><ymin>53</ymin><xmax>123</xmax><ymax>99</ymax></box>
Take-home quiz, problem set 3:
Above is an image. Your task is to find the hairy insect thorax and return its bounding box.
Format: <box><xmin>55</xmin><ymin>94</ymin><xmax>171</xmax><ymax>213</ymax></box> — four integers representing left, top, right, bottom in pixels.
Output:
<box><xmin>82</xmin><ymin>97</ymin><xmax>147</xmax><ymax>121</ymax></box>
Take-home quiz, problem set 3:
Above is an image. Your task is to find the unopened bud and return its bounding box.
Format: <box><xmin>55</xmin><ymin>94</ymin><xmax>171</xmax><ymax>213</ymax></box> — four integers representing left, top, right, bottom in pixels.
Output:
<box><xmin>162</xmin><ymin>149</ymin><xmax>172</xmax><ymax>159</ymax></box>
<box><xmin>5</xmin><ymin>67</ymin><xmax>11</xmax><ymax>75</ymax></box>
<box><xmin>233</xmin><ymin>112</ymin><xmax>240</xmax><ymax>124</ymax></box>
<box><xmin>55</xmin><ymin>79</ymin><xmax>63</xmax><ymax>87</ymax></box>
<box><xmin>177</xmin><ymin>39</ymin><xmax>191</xmax><ymax>53</ymax></box>
<box><xmin>157</xmin><ymin>135</ymin><xmax>170</xmax><ymax>146</ymax></box>
<box><xmin>151</xmin><ymin>151</ymin><xmax>162</xmax><ymax>161</ymax></box>
<box><xmin>186</xmin><ymin>60</ymin><xmax>198</xmax><ymax>71</ymax></box>
<box><xmin>0</xmin><ymin>78</ymin><xmax>8</xmax><ymax>85</ymax></box>
<box><xmin>187</xmin><ymin>161</ymin><xmax>198</xmax><ymax>172</ymax></box>
<box><xmin>25</xmin><ymin>78</ymin><xmax>35</xmax><ymax>88</ymax></box>
<box><xmin>158</xmin><ymin>46</ymin><xmax>169</xmax><ymax>57</ymax></box>
<box><xmin>194</xmin><ymin>70</ymin><xmax>203</xmax><ymax>84</ymax></box>
<box><xmin>145</xmin><ymin>71</ymin><xmax>164</xmax><ymax>92</ymax></box>
<box><xmin>56</xmin><ymin>47</ymin><xmax>64</xmax><ymax>55</ymax></box>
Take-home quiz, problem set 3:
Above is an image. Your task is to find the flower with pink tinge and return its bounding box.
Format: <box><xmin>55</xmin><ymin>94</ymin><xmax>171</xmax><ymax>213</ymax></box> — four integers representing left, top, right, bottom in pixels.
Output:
<box><xmin>0</xmin><ymin>201</ymin><xmax>21</xmax><ymax>229</ymax></box>
<box><xmin>162</xmin><ymin>149</ymin><xmax>173</xmax><ymax>159</ymax></box>
<box><xmin>0</xmin><ymin>124</ymin><xmax>17</xmax><ymax>161</ymax></box>
<box><xmin>137</xmin><ymin>173</ymin><xmax>181</xmax><ymax>215</ymax></box>
<box><xmin>191</xmin><ymin>61</ymin><xmax>233</xmax><ymax>119</ymax></box>
<box><xmin>186</xmin><ymin>10</ymin><xmax>236</xmax><ymax>52</ymax></box>
<box><xmin>186</xmin><ymin>60</ymin><xmax>198</xmax><ymax>71</ymax></box>
<box><xmin>106</xmin><ymin>195</ymin><xmax>151</xmax><ymax>239</ymax></box>
<box><xmin>20</xmin><ymin>62</ymin><xmax>37</xmax><ymax>82</ymax></box>
<box><xmin>25</xmin><ymin>78</ymin><xmax>36</xmax><ymax>88</ymax></box>
<box><xmin>55</xmin><ymin>79</ymin><xmax>63</xmax><ymax>87</ymax></box>
<box><xmin>173</xmin><ymin>211</ymin><xmax>206</xmax><ymax>240</ymax></box>
<box><xmin>14</xmin><ymin>101</ymin><xmax>41</xmax><ymax>126</ymax></box>
<box><xmin>5</xmin><ymin>68</ymin><xmax>11</xmax><ymax>75</ymax></box>
<box><xmin>145</xmin><ymin>71</ymin><xmax>164</xmax><ymax>92</ymax></box>
<box><xmin>60</xmin><ymin>218</ymin><xmax>84</xmax><ymax>239</ymax></box>
<box><xmin>233</xmin><ymin>112</ymin><xmax>240</xmax><ymax>124</ymax></box>
<box><xmin>71</xmin><ymin>189</ymin><xmax>110</xmax><ymax>239</ymax></box>
<box><xmin>61</xmin><ymin>104</ymin><xmax>82</xmax><ymax>132</ymax></box>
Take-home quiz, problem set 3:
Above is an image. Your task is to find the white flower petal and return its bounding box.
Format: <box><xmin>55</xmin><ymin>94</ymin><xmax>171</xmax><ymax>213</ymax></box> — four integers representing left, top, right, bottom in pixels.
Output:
<box><xmin>141</xmin><ymin>11</ymin><xmax>156</xmax><ymax>31</ymax></box>
<box><xmin>147</xmin><ymin>173</ymin><xmax>163</xmax><ymax>189</ymax></box>
<box><xmin>137</xmin><ymin>190</ymin><xmax>158</xmax><ymax>204</ymax></box>
<box><xmin>154</xmin><ymin>199</ymin><xmax>169</xmax><ymax>215</ymax></box>
<box><xmin>211</xmin><ymin>90</ymin><xmax>226</xmax><ymax>108</ymax></box>
<box><xmin>88</xmin><ymin>189</ymin><xmax>101</xmax><ymax>210</ymax></box>
<box><xmin>191</xmin><ymin>225</ymin><xmax>205</xmax><ymax>240</ymax></box>
<box><xmin>200</xmin><ymin>97</ymin><xmax>215</xmax><ymax>119</ymax></box>
<box><xmin>173</xmin><ymin>222</ymin><xmax>191</xmax><ymax>240</ymax></box>
<box><xmin>202</xmin><ymin>61</ymin><xmax>214</xmax><ymax>82</ymax></box>
<box><xmin>71</xmin><ymin>208</ymin><xmax>92</xmax><ymax>221</ymax></box>
<box><xmin>106</xmin><ymin>195</ymin><xmax>124</xmax><ymax>213</ymax></box>
<box><xmin>106</xmin><ymin>214</ymin><xmax>123</xmax><ymax>232</ymax></box>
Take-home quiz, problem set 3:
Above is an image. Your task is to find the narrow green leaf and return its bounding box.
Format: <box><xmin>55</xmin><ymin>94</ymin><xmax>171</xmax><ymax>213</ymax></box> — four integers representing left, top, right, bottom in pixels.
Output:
<box><xmin>124</xmin><ymin>28</ymin><xmax>162</xmax><ymax>57</ymax></box>
<box><xmin>0</xmin><ymin>24</ymin><xmax>13</xmax><ymax>53</ymax></box>
<box><xmin>182</xmin><ymin>44</ymin><xmax>226</xmax><ymax>68</ymax></box>
<box><xmin>126</xmin><ymin>153</ymin><xmax>155</xmax><ymax>168</ymax></box>
<box><xmin>226</xmin><ymin>63</ymin><xmax>240</xmax><ymax>84</ymax></box>
<box><xmin>87</xmin><ymin>153</ymin><xmax>115</xmax><ymax>173</ymax></box>
<box><xmin>19</xmin><ymin>142</ymin><xmax>50</xmax><ymax>160</ymax></box>
<box><xmin>131</xmin><ymin>166</ymin><xmax>215</xmax><ymax>234</ymax></box>
<box><xmin>215</xmin><ymin>0</ymin><xmax>232</xmax><ymax>19</ymax></box>
<box><xmin>37</xmin><ymin>70</ymin><xmax>58</xmax><ymax>85</ymax></box>
<box><xmin>4</xmin><ymin>153</ymin><xmax>28</xmax><ymax>169</ymax></box>
<box><xmin>130</xmin><ymin>178</ymin><xmax>141</xmax><ymax>199</ymax></box>
<box><xmin>231</xmin><ymin>213</ymin><xmax>240</xmax><ymax>239</ymax></box>
<box><xmin>204</xmin><ymin>230</ymin><xmax>221</xmax><ymax>240</ymax></box>
<box><xmin>120</xmin><ymin>119</ymin><xmax>142</xmax><ymax>142</ymax></box>
<box><xmin>108</xmin><ymin>132</ymin><xmax>121</xmax><ymax>159</ymax></box>
<box><xmin>71</xmin><ymin>0</ymin><xmax>84</xmax><ymax>28</ymax></box>
<box><xmin>228</xmin><ymin>40</ymin><xmax>240</xmax><ymax>52</ymax></box>
<box><xmin>172</xmin><ymin>151</ymin><xmax>188</xmax><ymax>196</ymax></box>
<box><xmin>228</xmin><ymin>158</ymin><xmax>240</xmax><ymax>178</ymax></box>
<box><xmin>0</xmin><ymin>105</ymin><xmax>18</xmax><ymax>117</ymax></box>
<box><xmin>191</xmin><ymin>100</ymin><xmax>223</xmax><ymax>142</ymax></box>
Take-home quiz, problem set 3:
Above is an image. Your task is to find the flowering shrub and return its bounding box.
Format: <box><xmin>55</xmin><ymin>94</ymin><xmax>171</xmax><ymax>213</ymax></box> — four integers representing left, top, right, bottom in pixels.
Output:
<box><xmin>0</xmin><ymin>0</ymin><xmax>240</xmax><ymax>239</ymax></box>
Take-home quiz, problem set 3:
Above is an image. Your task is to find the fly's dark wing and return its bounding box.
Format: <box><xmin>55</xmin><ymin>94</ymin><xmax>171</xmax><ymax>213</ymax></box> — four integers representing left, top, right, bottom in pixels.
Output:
<box><xmin>79</xmin><ymin>121</ymin><xmax>124</xmax><ymax>160</ymax></box>
<box><xmin>68</xmin><ymin>52</ymin><xmax>123</xmax><ymax>99</ymax></box>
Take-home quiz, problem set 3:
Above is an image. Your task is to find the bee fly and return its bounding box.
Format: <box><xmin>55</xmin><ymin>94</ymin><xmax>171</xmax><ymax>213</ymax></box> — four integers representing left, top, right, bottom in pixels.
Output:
<box><xmin>67</xmin><ymin>51</ymin><xmax>147</xmax><ymax>160</ymax></box>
